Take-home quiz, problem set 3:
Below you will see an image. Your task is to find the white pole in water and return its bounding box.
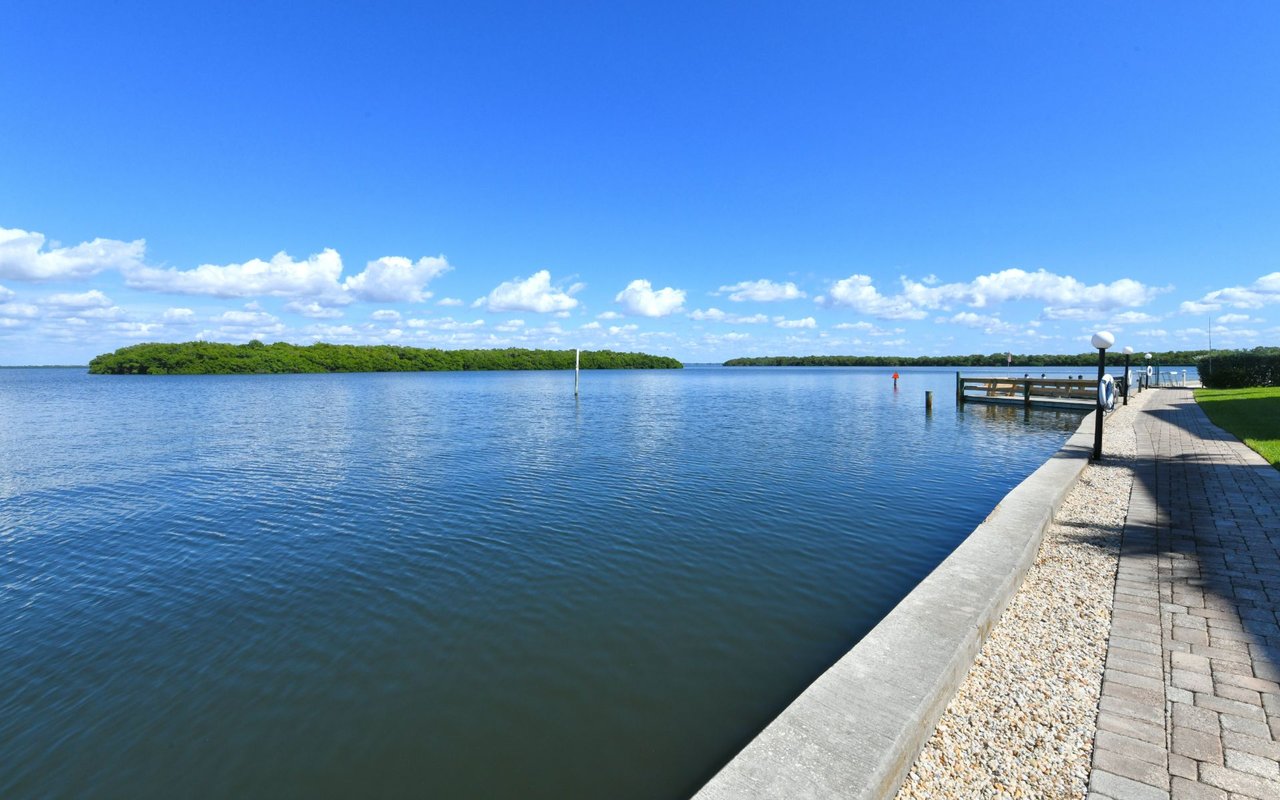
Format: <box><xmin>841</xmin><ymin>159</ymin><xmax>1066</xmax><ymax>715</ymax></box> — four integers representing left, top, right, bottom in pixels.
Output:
<box><xmin>575</xmin><ymin>348</ymin><xmax>580</xmax><ymax>396</ymax></box>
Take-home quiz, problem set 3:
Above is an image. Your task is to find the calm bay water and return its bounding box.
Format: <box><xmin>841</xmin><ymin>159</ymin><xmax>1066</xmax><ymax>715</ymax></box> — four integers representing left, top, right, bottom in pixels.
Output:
<box><xmin>1</xmin><ymin>366</ymin><xmax>1093</xmax><ymax>799</ymax></box>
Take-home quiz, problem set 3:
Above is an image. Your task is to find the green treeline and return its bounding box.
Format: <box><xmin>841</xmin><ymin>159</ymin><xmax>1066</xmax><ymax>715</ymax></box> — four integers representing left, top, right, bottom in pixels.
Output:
<box><xmin>88</xmin><ymin>341</ymin><xmax>683</xmax><ymax>374</ymax></box>
<box><xmin>723</xmin><ymin>346</ymin><xmax>1280</xmax><ymax>368</ymax></box>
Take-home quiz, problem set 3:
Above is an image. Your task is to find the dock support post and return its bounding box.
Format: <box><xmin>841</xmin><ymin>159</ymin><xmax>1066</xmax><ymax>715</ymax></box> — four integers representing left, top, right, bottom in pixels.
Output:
<box><xmin>925</xmin><ymin>390</ymin><xmax>933</xmax><ymax>412</ymax></box>
<box><xmin>955</xmin><ymin>371</ymin><xmax>963</xmax><ymax>405</ymax></box>
<box><xmin>575</xmin><ymin>349</ymin><xmax>580</xmax><ymax>397</ymax></box>
<box><xmin>1023</xmin><ymin>379</ymin><xmax>1031</xmax><ymax>407</ymax></box>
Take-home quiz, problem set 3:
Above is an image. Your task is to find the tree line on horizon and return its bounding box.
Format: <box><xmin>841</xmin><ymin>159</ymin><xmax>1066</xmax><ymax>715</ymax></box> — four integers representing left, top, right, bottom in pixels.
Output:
<box><xmin>723</xmin><ymin>346</ymin><xmax>1280</xmax><ymax>369</ymax></box>
<box><xmin>88</xmin><ymin>341</ymin><xmax>683</xmax><ymax>374</ymax></box>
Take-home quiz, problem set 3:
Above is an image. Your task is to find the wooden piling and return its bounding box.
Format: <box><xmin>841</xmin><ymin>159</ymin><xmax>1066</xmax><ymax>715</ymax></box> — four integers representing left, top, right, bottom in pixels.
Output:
<box><xmin>925</xmin><ymin>390</ymin><xmax>933</xmax><ymax>412</ymax></box>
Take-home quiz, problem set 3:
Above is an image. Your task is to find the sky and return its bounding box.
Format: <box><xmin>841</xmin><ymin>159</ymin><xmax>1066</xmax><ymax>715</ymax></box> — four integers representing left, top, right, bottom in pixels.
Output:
<box><xmin>2</xmin><ymin>2</ymin><xmax>1279</xmax><ymax>365</ymax></box>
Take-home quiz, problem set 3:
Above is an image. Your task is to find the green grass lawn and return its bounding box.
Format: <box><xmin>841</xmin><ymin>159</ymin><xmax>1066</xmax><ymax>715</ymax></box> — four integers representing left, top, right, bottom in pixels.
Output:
<box><xmin>1195</xmin><ymin>386</ymin><xmax>1280</xmax><ymax>467</ymax></box>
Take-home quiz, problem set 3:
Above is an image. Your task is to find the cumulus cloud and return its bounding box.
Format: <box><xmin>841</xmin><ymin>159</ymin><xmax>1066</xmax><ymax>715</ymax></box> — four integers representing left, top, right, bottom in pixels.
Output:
<box><xmin>437</xmin><ymin>297</ymin><xmax>463</xmax><ymax>307</ymax></box>
<box><xmin>0</xmin><ymin>284</ymin><xmax>13</xmax><ymax>302</ymax></box>
<box><xmin>943</xmin><ymin>312</ymin><xmax>1019</xmax><ymax>334</ymax></box>
<box><xmin>163</xmin><ymin>307</ymin><xmax>196</xmax><ymax>322</ymax></box>
<box><xmin>1109</xmin><ymin>311</ymin><xmax>1161</xmax><ymax>325</ymax></box>
<box><xmin>125</xmin><ymin>249</ymin><xmax>347</xmax><ymax>299</ymax></box>
<box><xmin>687</xmin><ymin>307</ymin><xmax>769</xmax><ymax>324</ymax></box>
<box><xmin>580</xmin><ymin>321</ymin><xmax>601</xmax><ymax>330</ymax></box>
<box><xmin>1179</xmin><ymin>272</ymin><xmax>1280</xmax><ymax>313</ymax></box>
<box><xmin>480</xmin><ymin>270</ymin><xmax>580</xmax><ymax>313</ymax></box>
<box><xmin>1216</xmin><ymin>313</ymin><xmax>1252</xmax><ymax>324</ymax></box>
<box><xmin>495</xmin><ymin>319</ymin><xmax>526</xmax><ymax>332</ymax></box>
<box><xmin>214</xmin><ymin>309</ymin><xmax>280</xmax><ymax>327</ymax></box>
<box><xmin>370</xmin><ymin>309</ymin><xmax>401</xmax><ymax>321</ymax></box>
<box><xmin>774</xmin><ymin>316</ymin><xmax>816</xmax><ymax>329</ymax></box>
<box><xmin>107</xmin><ymin>322</ymin><xmax>162</xmax><ymax>338</ymax></box>
<box><xmin>43</xmin><ymin>289</ymin><xmax>114</xmax><ymax>309</ymax></box>
<box><xmin>901</xmin><ymin>269</ymin><xmax>1164</xmax><ymax>312</ymax></box>
<box><xmin>406</xmin><ymin>316</ymin><xmax>484</xmax><ymax>331</ymax></box>
<box><xmin>717</xmin><ymin>279</ymin><xmax>806</xmax><ymax>302</ymax></box>
<box><xmin>343</xmin><ymin>255</ymin><xmax>450</xmax><ymax>303</ymax></box>
<box><xmin>284</xmin><ymin>300</ymin><xmax>345</xmax><ymax>319</ymax></box>
<box><xmin>0</xmin><ymin>226</ymin><xmax>145</xmax><ymax>281</ymax></box>
<box><xmin>826</xmin><ymin>274</ymin><xmax>927</xmax><ymax>319</ymax></box>
<box><xmin>826</xmin><ymin>268</ymin><xmax>1164</xmax><ymax>321</ymax></box>
<box><xmin>614</xmin><ymin>279</ymin><xmax>685</xmax><ymax>317</ymax></box>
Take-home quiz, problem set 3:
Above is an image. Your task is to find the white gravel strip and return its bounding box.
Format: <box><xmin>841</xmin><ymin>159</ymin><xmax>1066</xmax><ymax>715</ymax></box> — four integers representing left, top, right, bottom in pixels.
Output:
<box><xmin>896</xmin><ymin>391</ymin><xmax>1150</xmax><ymax>799</ymax></box>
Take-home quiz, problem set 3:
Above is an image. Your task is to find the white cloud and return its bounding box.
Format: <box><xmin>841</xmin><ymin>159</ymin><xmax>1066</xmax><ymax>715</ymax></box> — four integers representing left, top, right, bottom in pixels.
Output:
<box><xmin>0</xmin><ymin>284</ymin><xmax>13</xmax><ymax>302</ymax></box>
<box><xmin>370</xmin><ymin>309</ymin><xmax>401</xmax><ymax>321</ymax></box>
<box><xmin>125</xmin><ymin>248</ymin><xmax>347</xmax><ymax>299</ymax></box>
<box><xmin>774</xmin><ymin>316</ymin><xmax>816</xmax><ymax>329</ymax></box>
<box><xmin>107</xmin><ymin>322</ymin><xmax>162</xmax><ymax>338</ymax></box>
<box><xmin>163</xmin><ymin>307</ymin><xmax>196</xmax><ymax>322</ymax></box>
<box><xmin>1109</xmin><ymin>311</ymin><xmax>1161</xmax><ymax>325</ymax></box>
<box><xmin>214</xmin><ymin>309</ymin><xmax>280</xmax><ymax>327</ymax></box>
<box><xmin>1216</xmin><ymin>313</ymin><xmax>1252</xmax><ymax>324</ymax></box>
<box><xmin>943</xmin><ymin>312</ymin><xmax>1019</xmax><ymax>334</ymax></box>
<box><xmin>608</xmin><ymin>324</ymin><xmax>639</xmax><ymax>335</ymax></box>
<box><xmin>43</xmin><ymin>289</ymin><xmax>114</xmax><ymax>309</ymax></box>
<box><xmin>597</xmin><ymin>310</ymin><xmax>623</xmax><ymax>320</ymax></box>
<box><xmin>1180</xmin><ymin>272</ymin><xmax>1280</xmax><ymax>313</ymax></box>
<box><xmin>405</xmin><ymin>316</ymin><xmax>484</xmax><ymax>331</ymax></box>
<box><xmin>833</xmin><ymin>321</ymin><xmax>874</xmax><ymax>331</ymax></box>
<box><xmin>688</xmin><ymin>307</ymin><xmax>769</xmax><ymax>324</ymax></box>
<box><xmin>615</xmin><ymin>279</ymin><xmax>685</xmax><ymax>317</ymax></box>
<box><xmin>901</xmin><ymin>268</ymin><xmax>1164</xmax><ymax>312</ymax></box>
<box><xmin>437</xmin><ymin>297</ymin><xmax>463</xmax><ymax>307</ymax></box>
<box><xmin>580</xmin><ymin>321</ymin><xmax>601</xmax><ymax>330</ymax></box>
<box><xmin>826</xmin><ymin>274</ymin><xmax>927</xmax><ymax>319</ymax></box>
<box><xmin>481</xmin><ymin>270</ymin><xmax>580</xmax><ymax>313</ymax></box>
<box><xmin>343</xmin><ymin>255</ymin><xmax>450</xmax><ymax>303</ymax></box>
<box><xmin>0</xmin><ymin>301</ymin><xmax>39</xmax><ymax>319</ymax></box>
<box><xmin>0</xmin><ymin>226</ymin><xmax>145</xmax><ymax>281</ymax></box>
<box><xmin>718</xmin><ymin>279</ymin><xmax>806</xmax><ymax>302</ymax></box>
<box><xmin>495</xmin><ymin>319</ymin><xmax>526</xmax><ymax>332</ymax></box>
<box><xmin>285</xmin><ymin>300</ymin><xmax>345</xmax><ymax>319</ymax></box>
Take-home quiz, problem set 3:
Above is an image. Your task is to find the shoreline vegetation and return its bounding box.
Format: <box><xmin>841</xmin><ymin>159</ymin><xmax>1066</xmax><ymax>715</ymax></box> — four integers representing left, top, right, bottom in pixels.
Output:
<box><xmin>88</xmin><ymin>341</ymin><xmax>683</xmax><ymax>375</ymax></box>
<box><xmin>722</xmin><ymin>347</ymin><xmax>1280</xmax><ymax>368</ymax></box>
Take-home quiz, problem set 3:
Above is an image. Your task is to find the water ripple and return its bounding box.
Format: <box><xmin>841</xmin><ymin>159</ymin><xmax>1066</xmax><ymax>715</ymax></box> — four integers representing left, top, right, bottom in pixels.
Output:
<box><xmin>0</xmin><ymin>366</ymin><xmax>1085</xmax><ymax>799</ymax></box>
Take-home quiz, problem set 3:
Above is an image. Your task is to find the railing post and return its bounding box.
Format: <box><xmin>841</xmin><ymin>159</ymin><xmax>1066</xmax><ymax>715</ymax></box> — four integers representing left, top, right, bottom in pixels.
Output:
<box><xmin>1023</xmin><ymin>379</ymin><xmax>1031</xmax><ymax>407</ymax></box>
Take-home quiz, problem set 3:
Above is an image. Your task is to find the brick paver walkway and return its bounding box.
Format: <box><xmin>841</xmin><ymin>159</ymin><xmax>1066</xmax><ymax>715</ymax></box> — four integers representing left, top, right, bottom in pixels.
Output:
<box><xmin>1088</xmin><ymin>388</ymin><xmax>1280</xmax><ymax>800</ymax></box>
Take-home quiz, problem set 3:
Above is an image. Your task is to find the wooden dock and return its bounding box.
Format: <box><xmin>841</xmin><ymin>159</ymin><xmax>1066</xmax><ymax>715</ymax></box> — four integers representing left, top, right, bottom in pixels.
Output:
<box><xmin>956</xmin><ymin>373</ymin><xmax>1099</xmax><ymax>411</ymax></box>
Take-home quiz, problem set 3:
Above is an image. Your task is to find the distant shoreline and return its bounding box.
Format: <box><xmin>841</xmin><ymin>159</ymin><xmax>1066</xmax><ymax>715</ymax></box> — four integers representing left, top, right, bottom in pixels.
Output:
<box><xmin>87</xmin><ymin>341</ymin><xmax>683</xmax><ymax>375</ymax></box>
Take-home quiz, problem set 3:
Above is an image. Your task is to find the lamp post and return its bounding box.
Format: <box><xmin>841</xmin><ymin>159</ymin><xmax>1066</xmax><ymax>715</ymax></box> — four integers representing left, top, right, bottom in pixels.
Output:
<box><xmin>1122</xmin><ymin>345</ymin><xmax>1133</xmax><ymax>405</ymax></box>
<box><xmin>1144</xmin><ymin>352</ymin><xmax>1152</xmax><ymax>390</ymax></box>
<box><xmin>1092</xmin><ymin>331</ymin><xmax>1114</xmax><ymax>460</ymax></box>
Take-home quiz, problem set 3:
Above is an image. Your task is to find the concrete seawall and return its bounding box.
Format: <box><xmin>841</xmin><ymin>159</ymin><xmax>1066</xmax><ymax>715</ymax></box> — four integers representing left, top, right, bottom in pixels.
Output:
<box><xmin>694</xmin><ymin>410</ymin><xmax>1100</xmax><ymax>799</ymax></box>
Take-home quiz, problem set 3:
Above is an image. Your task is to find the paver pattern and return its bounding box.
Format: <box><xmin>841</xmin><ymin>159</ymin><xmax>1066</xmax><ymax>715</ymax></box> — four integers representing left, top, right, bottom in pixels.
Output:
<box><xmin>1089</xmin><ymin>388</ymin><xmax>1280</xmax><ymax>800</ymax></box>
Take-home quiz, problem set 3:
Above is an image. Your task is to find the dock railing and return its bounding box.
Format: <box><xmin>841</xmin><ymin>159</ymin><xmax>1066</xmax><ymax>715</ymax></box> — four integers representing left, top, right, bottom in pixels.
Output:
<box><xmin>955</xmin><ymin>373</ymin><xmax>1100</xmax><ymax>410</ymax></box>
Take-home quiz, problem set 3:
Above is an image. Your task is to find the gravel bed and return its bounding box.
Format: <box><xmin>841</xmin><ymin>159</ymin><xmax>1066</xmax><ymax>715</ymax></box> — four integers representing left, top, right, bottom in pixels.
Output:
<box><xmin>895</xmin><ymin>392</ymin><xmax>1150</xmax><ymax>799</ymax></box>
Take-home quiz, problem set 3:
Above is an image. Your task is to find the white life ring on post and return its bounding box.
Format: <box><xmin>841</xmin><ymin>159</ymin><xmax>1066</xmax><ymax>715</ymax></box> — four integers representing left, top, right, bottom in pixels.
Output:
<box><xmin>1099</xmin><ymin>374</ymin><xmax>1117</xmax><ymax>411</ymax></box>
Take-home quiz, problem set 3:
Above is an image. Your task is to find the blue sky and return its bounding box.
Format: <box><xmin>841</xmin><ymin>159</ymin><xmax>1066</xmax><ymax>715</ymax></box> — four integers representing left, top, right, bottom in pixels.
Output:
<box><xmin>2</xmin><ymin>2</ymin><xmax>1278</xmax><ymax>364</ymax></box>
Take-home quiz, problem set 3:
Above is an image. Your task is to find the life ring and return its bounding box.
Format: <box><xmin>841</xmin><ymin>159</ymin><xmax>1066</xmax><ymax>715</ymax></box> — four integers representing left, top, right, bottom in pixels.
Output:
<box><xmin>1099</xmin><ymin>374</ymin><xmax>1117</xmax><ymax>411</ymax></box>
